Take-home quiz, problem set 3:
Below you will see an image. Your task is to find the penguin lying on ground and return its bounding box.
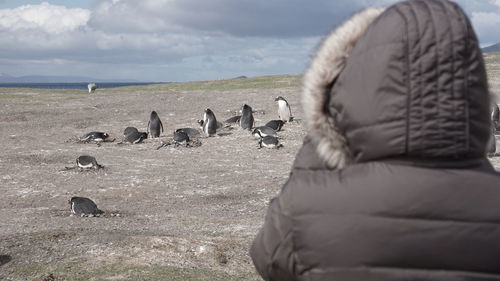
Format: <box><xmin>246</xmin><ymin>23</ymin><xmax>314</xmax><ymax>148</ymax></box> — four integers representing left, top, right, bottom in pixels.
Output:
<box><xmin>68</xmin><ymin>196</ymin><xmax>103</xmax><ymax>216</ymax></box>
<box><xmin>79</xmin><ymin>132</ymin><xmax>114</xmax><ymax>143</ymax></box>
<box><xmin>173</xmin><ymin>129</ymin><xmax>190</xmax><ymax>144</ymax></box>
<box><xmin>265</xmin><ymin>120</ymin><xmax>284</xmax><ymax>131</ymax></box>
<box><xmin>252</xmin><ymin>126</ymin><xmax>278</xmax><ymax>139</ymax></box>
<box><xmin>255</xmin><ymin>129</ymin><xmax>282</xmax><ymax>149</ymax></box>
<box><xmin>155</xmin><ymin>128</ymin><xmax>202</xmax><ymax>149</ymax></box>
<box><xmin>123</xmin><ymin>127</ymin><xmax>139</xmax><ymax>137</ymax></box>
<box><xmin>120</xmin><ymin>131</ymin><xmax>148</xmax><ymax>144</ymax></box>
<box><xmin>225</xmin><ymin>115</ymin><xmax>241</xmax><ymax>123</ymax></box>
<box><xmin>76</xmin><ymin>155</ymin><xmax>103</xmax><ymax>169</ymax></box>
<box><xmin>175</xmin><ymin>127</ymin><xmax>201</xmax><ymax>138</ymax></box>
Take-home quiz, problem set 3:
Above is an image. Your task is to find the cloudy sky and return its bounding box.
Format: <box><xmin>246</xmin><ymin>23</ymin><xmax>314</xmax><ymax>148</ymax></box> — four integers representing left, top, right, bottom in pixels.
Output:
<box><xmin>0</xmin><ymin>0</ymin><xmax>499</xmax><ymax>82</ymax></box>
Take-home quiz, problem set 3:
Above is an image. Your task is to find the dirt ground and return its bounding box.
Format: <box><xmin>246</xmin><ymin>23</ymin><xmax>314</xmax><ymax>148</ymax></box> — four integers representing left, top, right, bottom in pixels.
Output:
<box><xmin>0</xmin><ymin>86</ymin><xmax>305</xmax><ymax>280</ymax></box>
<box><xmin>1</xmin><ymin>80</ymin><xmax>500</xmax><ymax>281</ymax></box>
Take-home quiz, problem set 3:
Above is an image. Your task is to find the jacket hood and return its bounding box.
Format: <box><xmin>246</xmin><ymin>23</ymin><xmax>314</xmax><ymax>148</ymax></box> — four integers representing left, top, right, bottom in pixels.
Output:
<box><xmin>302</xmin><ymin>0</ymin><xmax>490</xmax><ymax>169</ymax></box>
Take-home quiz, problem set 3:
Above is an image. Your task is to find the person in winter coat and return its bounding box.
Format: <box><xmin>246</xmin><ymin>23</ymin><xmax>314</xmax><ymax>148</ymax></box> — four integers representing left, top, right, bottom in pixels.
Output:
<box><xmin>250</xmin><ymin>0</ymin><xmax>500</xmax><ymax>280</ymax></box>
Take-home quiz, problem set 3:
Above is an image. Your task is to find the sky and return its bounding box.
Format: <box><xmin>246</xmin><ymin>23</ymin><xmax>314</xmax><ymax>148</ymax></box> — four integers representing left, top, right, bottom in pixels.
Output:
<box><xmin>0</xmin><ymin>0</ymin><xmax>499</xmax><ymax>82</ymax></box>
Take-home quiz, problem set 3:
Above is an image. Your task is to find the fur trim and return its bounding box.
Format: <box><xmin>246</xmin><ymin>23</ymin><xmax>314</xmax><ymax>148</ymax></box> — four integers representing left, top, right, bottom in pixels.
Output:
<box><xmin>302</xmin><ymin>8</ymin><xmax>386</xmax><ymax>169</ymax></box>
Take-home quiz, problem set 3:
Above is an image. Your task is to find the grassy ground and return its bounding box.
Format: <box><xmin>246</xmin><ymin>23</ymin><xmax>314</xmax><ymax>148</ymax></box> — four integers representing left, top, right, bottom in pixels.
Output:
<box><xmin>0</xmin><ymin>75</ymin><xmax>301</xmax><ymax>96</ymax></box>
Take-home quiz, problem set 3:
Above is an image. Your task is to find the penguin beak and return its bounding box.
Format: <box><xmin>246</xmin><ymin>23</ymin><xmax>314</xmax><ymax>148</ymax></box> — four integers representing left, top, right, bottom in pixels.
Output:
<box><xmin>274</xmin><ymin>97</ymin><xmax>279</xmax><ymax>101</ymax></box>
<box><xmin>106</xmin><ymin>135</ymin><xmax>115</xmax><ymax>141</ymax></box>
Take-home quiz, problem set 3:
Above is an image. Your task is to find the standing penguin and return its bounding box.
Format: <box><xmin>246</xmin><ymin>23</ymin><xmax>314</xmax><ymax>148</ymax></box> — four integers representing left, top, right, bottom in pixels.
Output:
<box><xmin>87</xmin><ymin>83</ymin><xmax>97</xmax><ymax>93</ymax></box>
<box><xmin>240</xmin><ymin>104</ymin><xmax>254</xmax><ymax>130</ymax></box>
<box><xmin>147</xmin><ymin>111</ymin><xmax>164</xmax><ymax>138</ymax></box>
<box><xmin>488</xmin><ymin>125</ymin><xmax>496</xmax><ymax>157</ymax></box>
<box><xmin>492</xmin><ymin>103</ymin><xmax>500</xmax><ymax>132</ymax></box>
<box><xmin>275</xmin><ymin>96</ymin><xmax>292</xmax><ymax>123</ymax></box>
<box><xmin>203</xmin><ymin>108</ymin><xmax>217</xmax><ymax>137</ymax></box>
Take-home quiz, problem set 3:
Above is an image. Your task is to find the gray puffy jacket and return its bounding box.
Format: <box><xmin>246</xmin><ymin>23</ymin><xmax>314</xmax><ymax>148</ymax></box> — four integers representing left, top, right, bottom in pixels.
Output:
<box><xmin>251</xmin><ymin>0</ymin><xmax>500</xmax><ymax>280</ymax></box>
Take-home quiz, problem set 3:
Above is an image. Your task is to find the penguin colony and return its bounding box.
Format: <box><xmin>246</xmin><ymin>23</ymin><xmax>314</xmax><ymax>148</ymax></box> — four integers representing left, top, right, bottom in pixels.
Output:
<box><xmin>68</xmin><ymin>95</ymin><xmax>293</xmax><ymax>215</ymax></box>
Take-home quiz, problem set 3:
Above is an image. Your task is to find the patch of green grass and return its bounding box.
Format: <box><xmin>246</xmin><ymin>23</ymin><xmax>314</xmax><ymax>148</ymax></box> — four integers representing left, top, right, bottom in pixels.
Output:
<box><xmin>103</xmin><ymin>75</ymin><xmax>301</xmax><ymax>93</ymax></box>
<box><xmin>0</xmin><ymin>88</ymin><xmax>86</xmax><ymax>95</ymax></box>
<box><xmin>6</xmin><ymin>261</ymin><xmax>259</xmax><ymax>281</ymax></box>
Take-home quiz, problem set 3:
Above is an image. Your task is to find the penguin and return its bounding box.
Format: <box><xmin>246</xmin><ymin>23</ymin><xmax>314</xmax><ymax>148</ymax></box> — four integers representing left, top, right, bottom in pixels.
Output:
<box><xmin>265</xmin><ymin>120</ymin><xmax>284</xmax><ymax>131</ymax></box>
<box><xmin>68</xmin><ymin>197</ymin><xmax>103</xmax><ymax>215</ymax></box>
<box><xmin>87</xmin><ymin>83</ymin><xmax>97</xmax><ymax>93</ymax></box>
<box><xmin>80</xmin><ymin>132</ymin><xmax>114</xmax><ymax>143</ymax></box>
<box><xmin>76</xmin><ymin>155</ymin><xmax>103</xmax><ymax>169</ymax></box>
<box><xmin>123</xmin><ymin>131</ymin><xmax>148</xmax><ymax>144</ymax></box>
<box><xmin>275</xmin><ymin>96</ymin><xmax>292</xmax><ymax>122</ymax></box>
<box><xmin>175</xmin><ymin>128</ymin><xmax>201</xmax><ymax>138</ymax></box>
<box><xmin>255</xmin><ymin>129</ymin><xmax>282</xmax><ymax>149</ymax></box>
<box><xmin>173</xmin><ymin>129</ymin><xmax>190</xmax><ymax>144</ymax></box>
<box><xmin>488</xmin><ymin>125</ymin><xmax>496</xmax><ymax>157</ymax></box>
<box><xmin>492</xmin><ymin>103</ymin><xmax>500</xmax><ymax>132</ymax></box>
<box><xmin>147</xmin><ymin>111</ymin><xmax>164</xmax><ymax>138</ymax></box>
<box><xmin>252</xmin><ymin>126</ymin><xmax>278</xmax><ymax>139</ymax></box>
<box><xmin>198</xmin><ymin>119</ymin><xmax>224</xmax><ymax>129</ymax></box>
<box><xmin>123</xmin><ymin>127</ymin><xmax>139</xmax><ymax>137</ymax></box>
<box><xmin>202</xmin><ymin>108</ymin><xmax>217</xmax><ymax>137</ymax></box>
<box><xmin>225</xmin><ymin>115</ymin><xmax>241</xmax><ymax>124</ymax></box>
<box><xmin>240</xmin><ymin>104</ymin><xmax>254</xmax><ymax>130</ymax></box>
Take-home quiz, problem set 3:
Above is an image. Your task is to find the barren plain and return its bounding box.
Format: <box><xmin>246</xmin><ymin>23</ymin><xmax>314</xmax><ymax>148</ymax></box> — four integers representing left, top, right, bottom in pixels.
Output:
<box><xmin>1</xmin><ymin>52</ymin><xmax>499</xmax><ymax>281</ymax></box>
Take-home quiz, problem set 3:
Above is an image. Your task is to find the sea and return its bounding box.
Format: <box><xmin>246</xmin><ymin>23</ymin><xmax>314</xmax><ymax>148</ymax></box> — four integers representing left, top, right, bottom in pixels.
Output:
<box><xmin>0</xmin><ymin>82</ymin><xmax>163</xmax><ymax>90</ymax></box>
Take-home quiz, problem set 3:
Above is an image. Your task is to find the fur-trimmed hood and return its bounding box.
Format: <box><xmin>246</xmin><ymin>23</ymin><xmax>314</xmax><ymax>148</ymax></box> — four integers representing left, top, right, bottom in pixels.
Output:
<box><xmin>302</xmin><ymin>0</ymin><xmax>490</xmax><ymax>169</ymax></box>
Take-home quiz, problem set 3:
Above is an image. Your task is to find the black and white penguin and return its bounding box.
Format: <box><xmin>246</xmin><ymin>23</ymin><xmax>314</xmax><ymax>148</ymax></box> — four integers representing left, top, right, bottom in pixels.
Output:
<box><xmin>87</xmin><ymin>83</ymin><xmax>97</xmax><ymax>93</ymax></box>
<box><xmin>173</xmin><ymin>129</ymin><xmax>190</xmax><ymax>144</ymax></box>
<box><xmin>275</xmin><ymin>96</ymin><xmax>292</xmax><ymax>123</ymax></box>
<box><xmin>225</xmin><ymin>115</ymin><xmax>241</xmax><ymax>124</ymax></box>
<box><xmin>176</xmin><ymin>128</ymin><xmax>201</xmax><ymax>138</ymax></box>
<box><xmin>147</xmin><ymin>111</ymin><xmax>164</xmax><ymax>138</ymax></box>
<box><xmin>265</xmin><ymin>120</ymin><xmax>285</xmax><ymax>131</ymax></box>
<box><xmin>252</xmin><ymin>126</ymin><xmax>278</xmax><ymax>139</ymax></box>
<box><xmin>255</xmin><ymin>129</ymin><xmax>282</xmax><ymax>149</ymax></box>
<box><xmin>202</xmin><ymin>108</ymin><xmax>217</xmax><ymax>137</ymax></box>
<box><xmin>488</xmin><ymin>125</ymin><xmax>496</xmax><ymax>157</ymax></box>
<box><xmin>80</xmin><ymin>132</ymin><xmax>114</xmax><ymax>143</ymax></box>
<box><xmin>76</xmin><ymin>155</ymin><xmax>103</xmax><ymax>169</ymax></box>
<box><xmin>123</xmin><ymin>127</ymin><xmax>139</xmax><ymax>137</ymax></box>
<box><xmin>492</xmin><ymin>103</ymin><xmax>500</xmax><ymax>132</ymax></box>
<box><xmin>198</xmin><ymin>119</ymin><xmax>224</xmax><ymax>129</ymax></box>
<box><xmin>123</xmin><ymin>131</ymin><xmax>148</xmax><ymax>144</ymax></box>
<box><xmin>68</xmin><ymin>197</ymin><xmax>103</xmax><ymax>215</ymax></box>
<box><xmin>240</xmin><ymin>104</ymin><xmax>254</xmax><ymax>130</ymax></box>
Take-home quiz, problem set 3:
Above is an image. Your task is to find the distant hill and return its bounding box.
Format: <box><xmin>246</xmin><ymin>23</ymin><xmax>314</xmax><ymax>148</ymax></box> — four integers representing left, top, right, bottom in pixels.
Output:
<box><xmin>0</xmin><ymin>73</ymin><xmax>141</xmax><ymax>83</ymax></box>
<box><xmin>482</xmin><ymin>43</ymin><xmax>500</xmax><ymax>53</ymax></box>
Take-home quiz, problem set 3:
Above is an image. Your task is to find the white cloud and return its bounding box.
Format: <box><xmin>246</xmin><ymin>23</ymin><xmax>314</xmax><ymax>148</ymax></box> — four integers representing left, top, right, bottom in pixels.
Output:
<box><xmin>0</xmin><ymin>0</ymin><xmax>498</xmax><ymax>82</ymax></box>
<box><xmin>0</xmin><ymin>2</ymin><xmax>90</xmax><ymax>34</ymax></box>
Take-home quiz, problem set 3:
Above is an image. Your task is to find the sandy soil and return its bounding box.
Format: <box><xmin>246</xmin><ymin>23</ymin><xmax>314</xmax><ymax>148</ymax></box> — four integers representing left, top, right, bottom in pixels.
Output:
<box><xmin>0</xmin><ymin>87</ymin><xmax>305</xmax><ymax>280</ymax></box>
<box><xmin>1</xmin><ymin>83</ymin><xmax>500</xmax><ymax>281</ymax></box>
